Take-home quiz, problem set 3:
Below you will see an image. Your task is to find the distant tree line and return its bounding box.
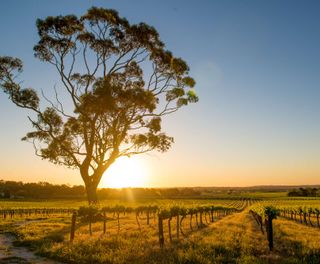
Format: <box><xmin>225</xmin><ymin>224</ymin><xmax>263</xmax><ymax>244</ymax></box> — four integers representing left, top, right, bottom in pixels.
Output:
<box><xmin>0</xmin><ymin>180</ymin><xmax>201</xmax><ymax>200</ymax></box>
<box><xmin>288</xmin><ymin>187</ymin><xmax>320</xmax><ymax>197</ymax></box>
<box><xmin>0</xmin><ymin>180</ymin><xmax>85</xmax><ymax>199</ymax></box>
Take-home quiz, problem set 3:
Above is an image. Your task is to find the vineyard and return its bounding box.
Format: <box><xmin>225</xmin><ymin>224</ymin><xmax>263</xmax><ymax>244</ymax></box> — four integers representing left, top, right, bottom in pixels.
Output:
<box><xmin>74</xmin><ymin>199</ymin><xmax>251</xmax><ymax>247</ymax></box>
<box><xmin>249</xmin><ymin>199</ymin><xmax>320</xmax><ymax>254</ymax></box>
<box><xmin>250</xmin><ymin>200</ymin><xmax>320</xmax><ymax>227</ymax></box>
<box><xmin>1</xmin><ymin>198</ymin><xmax>255</xmax><ymax>247</ymax></box>
<box><xmin>1</xmin><ymin>197</ymin><xmax>320</xmax><ymax>263</ymax></box>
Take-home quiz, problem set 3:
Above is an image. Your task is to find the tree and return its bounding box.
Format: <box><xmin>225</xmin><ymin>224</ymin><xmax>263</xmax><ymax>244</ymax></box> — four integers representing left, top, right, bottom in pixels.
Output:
<box><xmin>0</xmin><ymin>7</ymin><xmax>198</xmax><ymax>204</ymax></box>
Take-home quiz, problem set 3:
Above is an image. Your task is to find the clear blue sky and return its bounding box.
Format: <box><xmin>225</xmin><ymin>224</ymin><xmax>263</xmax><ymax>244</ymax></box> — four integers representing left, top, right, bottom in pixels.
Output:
<box><xmin>0</xmin><ymin>0</ymin><xmax>319</xmax><ymax>187</ymax></box>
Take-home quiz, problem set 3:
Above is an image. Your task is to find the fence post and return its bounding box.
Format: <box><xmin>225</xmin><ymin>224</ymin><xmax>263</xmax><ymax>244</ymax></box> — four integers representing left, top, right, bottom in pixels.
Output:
<box><xmin>103</xmin><ymin>211</ymin><xmax>106</xmax><ymax>234</ymax></box>
<box><xmin>147</xmin><ymin>209</ymin><xmax>150</xmax><ymax>225</ymax></box>
<box><xmin>158</xmin><ymin>215</ymin><xmax>164</xmax><ymax>248</ymax></box>
<box><xmin>267</xmin><ymin>214</ymin><xmax>273</xmax><ymax>251</ymax></box>
<box><xmin>70</xmin><ymin>212</ymin><xmax>77</xmax><ymax>242</ymax></box>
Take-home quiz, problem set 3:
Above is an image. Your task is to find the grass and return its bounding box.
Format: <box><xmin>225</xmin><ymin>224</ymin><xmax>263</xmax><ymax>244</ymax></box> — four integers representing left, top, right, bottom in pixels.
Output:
<box><xmin>1</xmin><ymin>197</ymin><xmax>320</xmax><ymax>263</ymax></box>
<box><xmin>33</xmin><ymin>210</ymin><xmax>290</xmax><ymax>263</ymax></box>
<box><xmin>273</xmin><ymin>217</ymin><xmax>320</xmax><ymax>263</ymax></box>
<box><xmin>14</xmin><ymin>211</ymin><xmax>260</xmax><ymax>263</ymax></box>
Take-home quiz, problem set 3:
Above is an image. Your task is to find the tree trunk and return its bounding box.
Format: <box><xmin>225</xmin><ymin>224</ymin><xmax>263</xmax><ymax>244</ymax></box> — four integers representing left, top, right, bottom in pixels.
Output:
<box><xmin>85</xmin><ymin>182</ymin><xmax>98</xmax><ymax>204</ymax></box>
<box><xmin>81</xmin><ymin>167</ymin><xmax>104</xmax><ymax>205</ymax></box>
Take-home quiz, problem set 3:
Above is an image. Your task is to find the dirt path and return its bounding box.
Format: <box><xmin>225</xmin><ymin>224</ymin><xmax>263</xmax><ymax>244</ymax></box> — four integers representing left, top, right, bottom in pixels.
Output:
<box><xmin>0</xmin><ymin>233</ymin><xmax>62</xmax><ymax>264</ymax></box>
<box><xmin>0</xmin><ymin>219</ymin><xmax>63</xmax><ymax>264</ymax></box>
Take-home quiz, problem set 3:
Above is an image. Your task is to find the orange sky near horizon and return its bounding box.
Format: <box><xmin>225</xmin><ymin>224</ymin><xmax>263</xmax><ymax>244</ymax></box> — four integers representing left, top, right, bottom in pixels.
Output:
<box><xmin>1</xmin><ymin>117</ymin><xmax>319</xmax><ymax>189</ymax></box>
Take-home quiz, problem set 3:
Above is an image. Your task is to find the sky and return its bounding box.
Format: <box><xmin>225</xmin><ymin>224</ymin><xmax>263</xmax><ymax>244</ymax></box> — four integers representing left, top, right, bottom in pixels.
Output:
<box><xmin>0</xmin><ymin>0</ymin><xmax>319</xmax><ymax>187</ymax></box>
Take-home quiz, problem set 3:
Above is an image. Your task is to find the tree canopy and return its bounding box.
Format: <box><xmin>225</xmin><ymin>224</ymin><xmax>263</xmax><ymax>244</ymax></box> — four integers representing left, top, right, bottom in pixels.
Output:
<box><xmin>0</xmin><ymin>7</ymin><xmax>198</xmax><ymax>203</ymax></box>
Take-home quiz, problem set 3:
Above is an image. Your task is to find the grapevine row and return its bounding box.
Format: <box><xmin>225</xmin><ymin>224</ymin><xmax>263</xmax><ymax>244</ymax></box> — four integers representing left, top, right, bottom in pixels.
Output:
<box><xmin>73</xmin><ymin>203</ymin><xmax>243</xmax><ymax>247</ymax></box>
<box><xmin>249</xmin><ymin>205</ymin><xmax>279</xmax><ymax>251</ymax></box>
<box><xmin>0</xmin><ymin>208</ymin><xmax>73</xmax><ymax>219</ymax></box>
<box><xmin>272</xmin><ymin>205</ymin><xmax>319</xmax><ymax>227</ymax></box>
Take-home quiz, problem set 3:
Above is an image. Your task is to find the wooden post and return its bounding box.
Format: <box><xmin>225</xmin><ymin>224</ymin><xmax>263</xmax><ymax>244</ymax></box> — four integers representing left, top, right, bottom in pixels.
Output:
<box><xmin>89</xmin><ymin>218</ymin><xmax>92</xmax><ymax>236</ymax></box>
<box><xmin>103</xmin><ymin>211</ymin><xmax>106</xmax><ymax>234</ymax></box>
<box><xmin>70</xmin><ymin>212</ymin><xmax>77</xmax><ymax>242</ymax></box>
<box><xmin>147</xmin><ymin>209</ymin><xmax>150</xmax><ymax>225</ymax></box>
<box><xmin>267</xmin><ymin>215</ymin><xmax>273</xmax><ymax>251</ymax></box>
<box><xmin>158</xmin><ymin>215</ymin><xmax>164</xmax><ymax>248</ymax></box>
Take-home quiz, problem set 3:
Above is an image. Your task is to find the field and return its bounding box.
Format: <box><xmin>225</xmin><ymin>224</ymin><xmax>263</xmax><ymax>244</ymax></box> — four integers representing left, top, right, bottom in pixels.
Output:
<box><xmin>1</xmin><ymin>195</ymin><xmax>320</xmax><ymax>264</ymax></box>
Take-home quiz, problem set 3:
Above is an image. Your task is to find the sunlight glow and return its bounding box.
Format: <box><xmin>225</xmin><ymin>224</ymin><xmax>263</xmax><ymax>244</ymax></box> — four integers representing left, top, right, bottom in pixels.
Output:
<box><xmin>100</xmin><ymin>156</ymin><xmax>149</xmax><ymax>188</ymax></box>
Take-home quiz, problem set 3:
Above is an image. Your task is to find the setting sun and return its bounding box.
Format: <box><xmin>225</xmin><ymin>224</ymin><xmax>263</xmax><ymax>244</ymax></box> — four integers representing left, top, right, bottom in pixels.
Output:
<box><xmin>100</xmin><ymin>156</ymin><xmax>149</xmax><ymax>188</ymax></box>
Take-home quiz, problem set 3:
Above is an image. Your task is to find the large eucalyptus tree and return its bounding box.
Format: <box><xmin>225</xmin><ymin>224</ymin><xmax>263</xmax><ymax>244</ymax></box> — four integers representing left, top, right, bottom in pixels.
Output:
<box><xmin>0</xmin><ymin>7</ymin><xmax>198</xmax><ymax>204</ymax></box>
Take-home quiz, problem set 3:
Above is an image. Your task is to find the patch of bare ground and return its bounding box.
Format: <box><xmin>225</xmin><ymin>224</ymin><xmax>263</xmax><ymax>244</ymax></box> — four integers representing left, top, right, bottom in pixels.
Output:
<box><xmin>0</xmin><ymin>233</ymin><xmax>61</xmax><ymax>264</ymax></box>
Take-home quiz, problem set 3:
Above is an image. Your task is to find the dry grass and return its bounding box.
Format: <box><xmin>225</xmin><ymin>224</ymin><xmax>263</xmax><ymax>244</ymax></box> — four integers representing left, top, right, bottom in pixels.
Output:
<box><xmin>25</xmin><ymin>211</ymin><xmax>276</xmax><ymax>263</ymax></box>
<box><xmin>2</xmin><ymin>203</ymin><xmax>320</xmax><ymax>263</ymax></box>
<box><xmin>272</xmin><ymin>217</ymin><xmax>320</xmax><ymax>263</ymax></box>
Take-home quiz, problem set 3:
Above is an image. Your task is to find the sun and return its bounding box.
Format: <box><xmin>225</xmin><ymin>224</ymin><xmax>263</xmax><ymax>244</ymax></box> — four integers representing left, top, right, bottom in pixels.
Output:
<box><xmin>99</xmin><ymin>156</ymin><xmax>149</xmax><ymax>188</ymax></box>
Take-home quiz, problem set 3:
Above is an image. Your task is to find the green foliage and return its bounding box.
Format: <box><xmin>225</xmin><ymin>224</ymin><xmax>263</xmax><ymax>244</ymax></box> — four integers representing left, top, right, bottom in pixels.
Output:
<box><xmin>288</xmin><ymin>187</ymin><xmax>320</xmax><ymax>197</ymax></box>
<box><xmin>78</xmin><ymin>206</ymin><xmax>99</xmax><ymax>218</ymax></box>
<box><xmin>264</xmin><ymin>206</ymin><xmax>279</xmax><ymax>220</ymax></box>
